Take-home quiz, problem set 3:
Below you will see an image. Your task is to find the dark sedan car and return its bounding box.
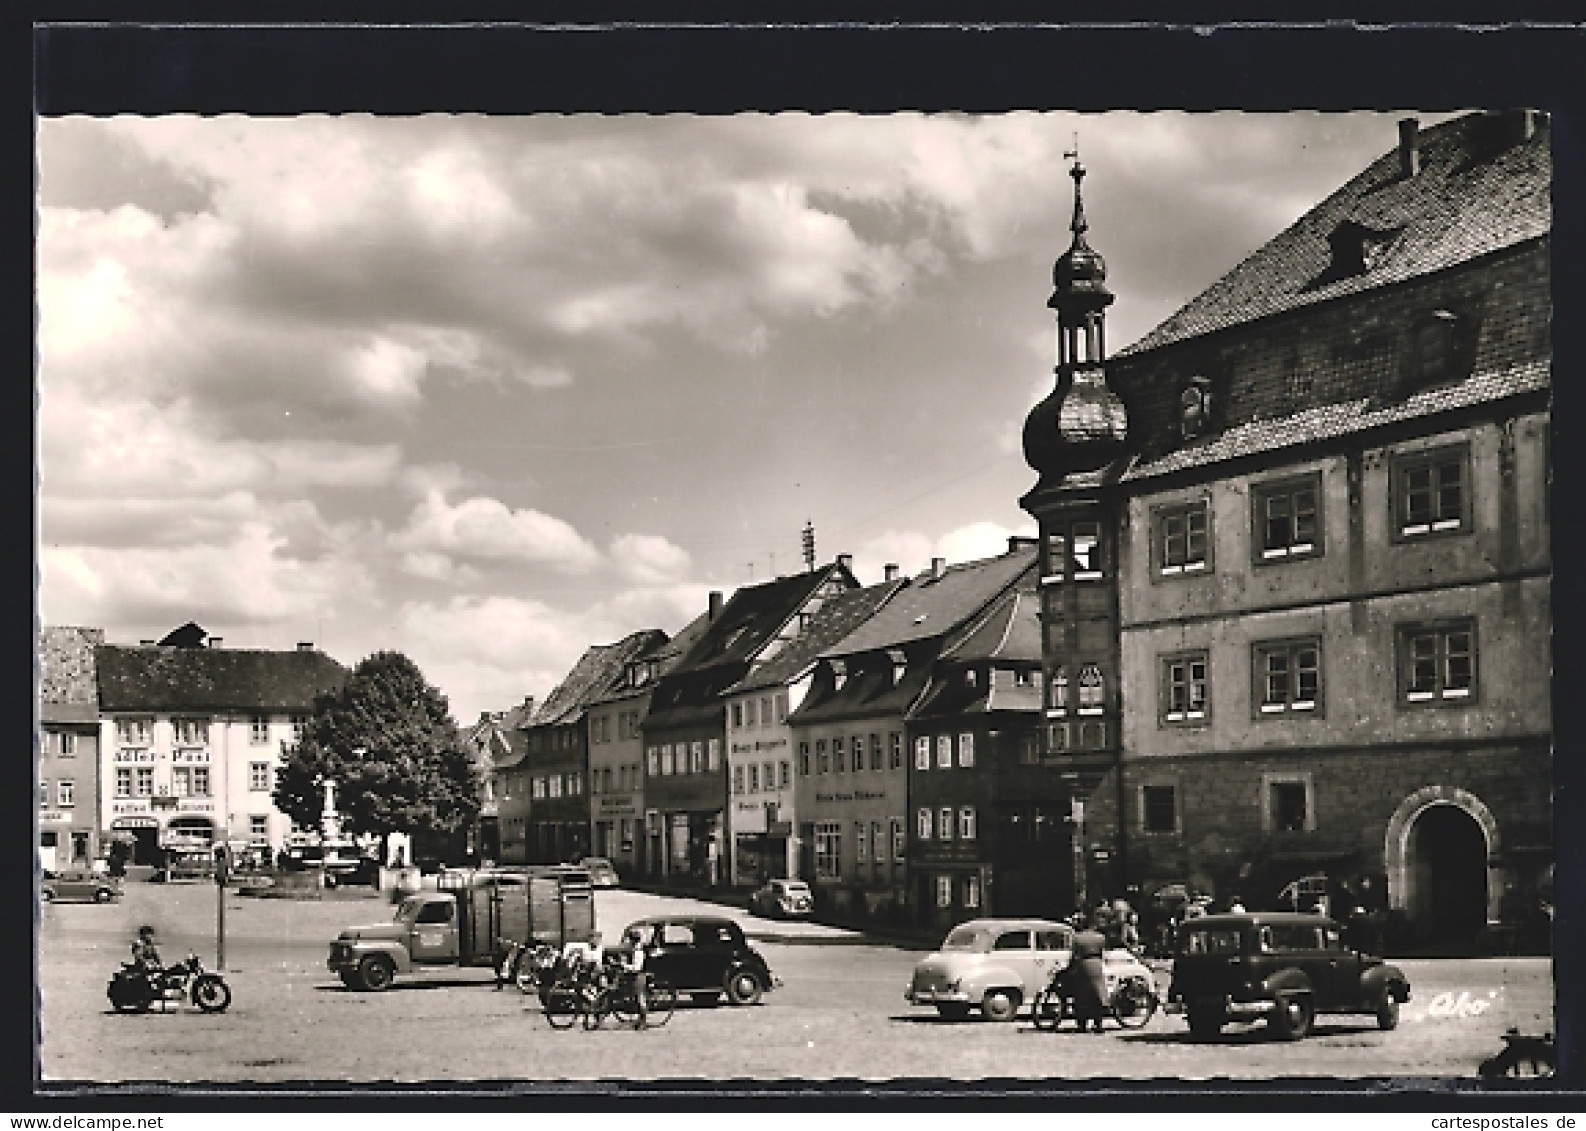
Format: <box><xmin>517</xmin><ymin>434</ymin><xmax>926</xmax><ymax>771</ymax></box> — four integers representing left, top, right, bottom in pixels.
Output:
<box><xmin>1169</xmin><ymin>911</ymin><xmax>1411</xmax><ymax>1040</ymax></box>
<box><xmin>42</xmin><ymin>867</ymin><xmax>121</xmax><ymax>903</ymax></box>
<box><xmin>618</xmin><ymin>916</ymin><xmax>778</xmax><ymax>1006</ymax></box>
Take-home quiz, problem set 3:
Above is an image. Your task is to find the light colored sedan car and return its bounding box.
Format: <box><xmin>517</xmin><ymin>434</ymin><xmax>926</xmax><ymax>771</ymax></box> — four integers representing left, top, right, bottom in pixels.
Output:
<box><xmin>581</xmin><ymin>857</ymin><xmax>620</xmax><ymax>888</ymax></box>
<box><xmin>748</xmin><ymin>879</ymin><xmax>814</xmax><ymax>919</ymax></box>
<box><xmin>906</xmin><ymin>918</ymin><xmax>1075</xmax><ymax>1021</ymax></box>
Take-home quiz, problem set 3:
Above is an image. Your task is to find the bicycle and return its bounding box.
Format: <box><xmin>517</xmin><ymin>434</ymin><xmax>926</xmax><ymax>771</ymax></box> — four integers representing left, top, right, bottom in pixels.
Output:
<box><xmin>542</xmin><ymin>966</ymin><xmax>675</xmax><ymax>1030</ymax></box>
<box><xmin>1032</xmin><ymin>970</ymin><xmax>1158</xmax><ymax>1032</ymax></box>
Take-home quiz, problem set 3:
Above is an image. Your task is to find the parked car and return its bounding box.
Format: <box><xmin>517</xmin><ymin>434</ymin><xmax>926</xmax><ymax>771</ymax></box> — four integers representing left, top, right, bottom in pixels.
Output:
<box><xmin>748</xmin><ymin>879</ymin><xmax>813</xmax><ymax>919</ymax></box>
<box><xmin>905</xmin><ymin>917</ymin><xmax>1075</xmax><ymax>1021</ymax></box>
<box><xmin>42</xmin><ymin>867</ymin><xmax>121</xmax><ymax>904</ymax></box>
<box><xmin>581</xmin><ymin>857</ymin><xmax>620</xmax><ymax>888</ymax></box>
<box><xmin>617</xmin><ymin>916</ymin><xmax>778</xmax><ymax>1006</ymax></box>
<box><xmin>1168</xmin><ymin>911</ymin><xmax>1411</xmax><ymax>1040</ymax></box>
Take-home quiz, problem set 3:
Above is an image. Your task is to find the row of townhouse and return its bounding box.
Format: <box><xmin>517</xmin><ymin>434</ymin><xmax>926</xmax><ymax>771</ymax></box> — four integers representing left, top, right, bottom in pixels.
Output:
<box><xmin>36</xmin><ymin>621</ymin><xmax>348</xmax><ymax>870</ymax></box>
<box><xmin>483</xmin><ymin>111</ymin><xmax>1553</xmax><ymax>947</ymax></box>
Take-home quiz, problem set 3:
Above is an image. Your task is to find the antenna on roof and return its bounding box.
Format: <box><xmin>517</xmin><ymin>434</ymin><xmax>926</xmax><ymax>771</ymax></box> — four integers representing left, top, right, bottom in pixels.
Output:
<box><xmin>801</xmin><ymin>521</ymin><xmax>816</xmax><ymax>572</ymax></box>
<box><xmin>747</xmin><ymin>561</ymin><xmax>755</xmax><ymax>582</ymax></box>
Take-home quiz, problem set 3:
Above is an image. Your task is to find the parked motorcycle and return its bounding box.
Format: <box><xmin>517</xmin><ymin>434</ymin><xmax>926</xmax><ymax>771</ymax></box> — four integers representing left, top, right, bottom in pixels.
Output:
<box><xmin>107</xmin><ymin>952</ymin><xmax>232</xmax><ymax>1014</ymax></box>
<box><xmin>1478</xmin><ymin>1028</ymin><xmax>1555</xmax><ymax>1079</ymax></box>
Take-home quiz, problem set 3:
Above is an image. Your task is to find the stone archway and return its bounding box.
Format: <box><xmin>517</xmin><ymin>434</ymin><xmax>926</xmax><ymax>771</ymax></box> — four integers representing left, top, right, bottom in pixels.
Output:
<box><xmin>1384</xmin><ymin>786</ymin><xmax>1501</xmax><ymax>929</ymax></box>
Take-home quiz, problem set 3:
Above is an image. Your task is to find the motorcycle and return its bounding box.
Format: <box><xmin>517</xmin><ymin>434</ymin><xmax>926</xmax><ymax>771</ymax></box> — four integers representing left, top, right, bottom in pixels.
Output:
<box><xmin>1032</xmin><ymin>950</ymin><xmax>1159</xmax><ymax>1032</ymax></box>
<box><xmin>1478</xmin><ymin>1028</ymin><xmax>1555</xmax><ymax>1079</ymax></box>
<box><xmin>107</xmin><ymin>952</ymin><xmax>232</xmax><ymax>1014</ymax></box>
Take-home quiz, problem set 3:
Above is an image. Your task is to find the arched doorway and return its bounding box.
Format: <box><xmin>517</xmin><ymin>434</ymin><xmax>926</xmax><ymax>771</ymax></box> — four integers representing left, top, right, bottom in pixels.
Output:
<box><xmin>1408</xmin><ymin>804</ymin><xmax>1489</xmax><ymax>943</ymax></box>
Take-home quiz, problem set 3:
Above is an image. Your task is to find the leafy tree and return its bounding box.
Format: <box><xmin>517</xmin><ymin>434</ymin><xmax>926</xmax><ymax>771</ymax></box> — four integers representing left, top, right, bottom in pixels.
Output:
<box><xmin>274</xmin><ymin>651</ymin><xmax>480</xmax><ymax>855</ymax></box>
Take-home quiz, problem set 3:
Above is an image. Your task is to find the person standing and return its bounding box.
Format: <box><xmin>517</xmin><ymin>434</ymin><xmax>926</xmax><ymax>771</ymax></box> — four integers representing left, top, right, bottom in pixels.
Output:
<box><xmin>1065</xmin><ymin>915</ymin><xmax>1110</xmax><ymax>1034</ymax></box>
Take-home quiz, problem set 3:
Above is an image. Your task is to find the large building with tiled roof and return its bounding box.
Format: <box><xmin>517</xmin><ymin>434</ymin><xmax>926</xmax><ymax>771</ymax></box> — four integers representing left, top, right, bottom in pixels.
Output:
<box><xmin>642</xmin><ymin>559</ymin><xmax>859</xmax><ymax>886</ymax></box>
<box><xmin>38</xmin><ymin>626</ymin><xmax>106</xmax><ymax>871</ymax></box>
<box><xmin>1019</xmin><ymin>110</ymin><xmax>1551</xmax><ymax>953</ymax></box>
<box><xmin>721</xmin><ymin>571</ymin><xmax>908</xmax><ymax>886</ymax></box>
<box><xmin>789</xmin><ymin>538</ymin><xmax>1038</xmax><ymax>918</ymax></box>
<box><xmin>517</xmin><ymin>629</ymin><xmax>669</xmax><ymax>865</ymax></box>
<box><xmin>92</xmin><ymin>626</ymin><xmax>347</xmax><ymax>865</ymax></box>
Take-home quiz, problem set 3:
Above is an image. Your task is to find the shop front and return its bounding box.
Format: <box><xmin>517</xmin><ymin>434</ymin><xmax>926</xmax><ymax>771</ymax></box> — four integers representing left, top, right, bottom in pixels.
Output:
<box><xmin>731</xmin><ymin>798</ymin><xmax>790</xmax><ymax>885</ymax></box>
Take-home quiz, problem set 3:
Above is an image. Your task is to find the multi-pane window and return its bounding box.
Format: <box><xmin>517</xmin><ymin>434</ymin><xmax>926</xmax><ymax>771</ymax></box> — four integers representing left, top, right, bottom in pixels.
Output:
<box><xmin>851</xmin><ymin>737</ymin><xmax>864</xmax><ymax>773</ymax></box>
<box><xmin>1401</xmin><ymin>622</ymin><xmax>1476</xmax><ymax>703</ymax></box>
<box><xmin>871</xmin><ymin>821</ymin><xmax>886</xmax><ymax>864</ymax></box>
<box><xmin>250</xmin><ymin>762</ymin><xmax>271</xmax><ymax>791</ymax></box>
<box><xmin>939</xmin><ymin>806</ymin><xmax>954</xmax><ymax>840</ymax></box>
<box><xmin>1265</xmin><ymin>776</ymin><xmax>1314</xmax><ymax>833</ymax></box>
<box><xmin>763</xmin><ymin>762</ymin><xmax>774</xmax><ymax>791</ymax></box>
<box><xmin>172</xmin><ymin>717</ymin><xmax>207</xmax><ymax>746</ymax></box>
<box><xmin>1256</xmin><ymin>640</ymin><xmax>1321</xmax><ymax>714</ymax></box>
<box><xmin>1048</xmin><ymin>667</ymin><xmax>1068</xmax><ymax>714</ymax></box>
<box><xmin>117</xmin><ymin>718</ymin><xmax>152</xmax><ymax>746</ymax></box>
<box><xmin>1141</xmin><ymin>784</ymin><xmax>1178</xmax><ymax>834</ymax></box>
<box><xmin>889</xmin><ymin>732</ymin><xmax>902</xmax><ymax>770</ymax></box>
<box><xmin>548</xmin><ymin>776</ymin><xmax>563</xmax><ymax>799</ymax></box>
<box><xmin>749</xmin><ymin>764</ymin><xmax>760</xmax><ymax>793</ymax></box>
<box><xmin>855</xmin><ymin>822</ymin><xmax>868</xmax><ymax>864</ymax></box>
<box><xmin>776</xmin><ymin>694</ymin><xmax>788</xmax><ymax>723</ymax></box>
<box><xmin>818</xmin><ymin>740</ymin><xmax>830</xmax><ymax>774</ymax></box>
<box><xmin>814</xmin><ymin>822</ymin><xmax>842</xmax><ymax>880</ymax></box>
<box><xmin>914</xmin><ymin>736</ymin><xmax>930</xmax><ymax>770</ymax></box>
<box><xmin>532</xmin><ymin>777</ymin><xmax>546</xmax><ymax>799</ymax></box>
<box><xmin>250</xmin><ymin>815</ymin><xmax>269</xmax><ymax>840</ymax></box>
<box><xmin>1077</xmin><ymin>664</ymin><xmax>1105</xmax><ymax>715</ymax></box>
<box><xmin>733</xmin><ymin>765</ymin><xmax>745</xmax><ymax>795</ymax></box>
<box><xmin>707</xmin><ymin>739</ymin><xmax>720</xmax><ymax>772</ymax></box>
<box><xmin>39</xmin><ymin>780</ymin><xmax>49</xmax><ymax>806</ymax></box>
<box><xmin>936</xmin><ymin>735</ymin><xmax>952</xmax><ymax>769</ymax></box>
<box><xmin>958</xmin><ymin>733</ymin><xmax>975</xmax><ymax>767</ymax></box>
<box><xmin>1043</xmin><ymin>519</ymin><xmax>1105</xmax><ymax>581</ymax></box>
<box><xmin>192</xmin><ymin>766</ymin><xmax>211</xmax><ymax>796</ymax></box>
<box><xmin>52</xmin><ymin>731</ymin><xmax>77</xmax><ymax>757</ymax></box>
<box><xmin>1163</xmin><ymin>653</ymin><xmax>1209</xmax><ymax>723</ymax></box>
<box><xmin>833</xmin><ymin>736</ymin><xmax>846</xmax><ymax>774</ymax></box>
<box><xmin>964</xmin><ymin>874</ymin><xmax>981</xmax><ymax>909</ymax></box>
<box><xmin>1158</xmin><ymin>501</ymin><xmax>1210</xmax><ymax>575</ymax></box>
<box><xmin>1396</xmin><ymin>447</ymin><xmax>1469</xmax><ymax>537</ymax></box>
<box><xmin>647</xmin><ymin>747</ymin><xmax>661</xmax><ymax>776</ymax></box>
<box><xmin>798</xmin><ymin>743</ymin><xmax>811</xmax><ymax>777</ymax></box>
<box><xmin>115</xmin><ymin>767</ymin><xmax>132</xmax><ymax>797</ymax></box>
<box><xmin>958</xmin><ymin>807</ymin><xmax>976</xmax><ymax>840</ymax></box>
<box><xmin>290</xmin><ymin>715</ymin><xmax>307</xmax><ymax>742</ymax></box>
<box><xmin>917</xmin><ymin>808</ymin><xmax>933</xmax><ymax>839</ymax></box>
<box><xmin>760</xmin><ymin>698</ymin><xmax>772</xmax><ymax>728</ymax></box>
<box><xmin>936</xmin><ymin>876</ymin><xmax>954</xmax><ymax>908</ymax></box>
<box><xmin>57</xmin><ymin>780</ymin><xmax>74</xmax><ymax>807</ymax></box>
<box><xmin>1254</xmin><ymin>475</ymin><xmax>1322</xmax><ymax>561</ymax></box>
<box><xmin>891</xmin><ymin>818</ymin><xmax>906</xmax><ymax>861</ymax></box>
<box><xmin>732</xmin><ymin>702</ymin><xmax>744</xmax><ymax>728</ymax></box>
<box><xmin>690</xmin><ymin>741</ymin><xmax>705</xmax><ymax>775</ymax></box>
<box><xmin>250</xmin><ymin>716</ymin><xmax>271</xmax><ymax>744</ymax></box>
<box><xmin>135</xmin><ymin>767</ymin><xmax>154</xmax><ymax>796</ymax></box>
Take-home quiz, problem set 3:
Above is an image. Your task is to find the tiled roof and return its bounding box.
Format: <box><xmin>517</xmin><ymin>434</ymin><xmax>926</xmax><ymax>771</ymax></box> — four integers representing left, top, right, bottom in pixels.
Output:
<box><xmin>41</xmin><ymin>702</ymin><xmax>99</xmax><ymax>725</ymax></box>
<box><xmin>785</xmin><ymin>652</ymin><xmax>936</xmax><ymax>727</ymax></box>
<box><xmin>940</xmin><ymin>583</ymin><xmax>1041</xmax><ymax>665</ymax></box>
<box><xmin>531</xmin><ymin>630</ymin><xmax>669</xmax><ymax>727</ymax></box>
<box><xmin>38</xmin><ymin>626</ymin><xmax>104</xmax><ymax>706</ymax></box>
<box><xmin>674</xmin><ymin>565</ymin><xmax>849</xmax><ymax>676</ymax></box>
<box><xmin>94</xmin><ymin>645</ymin><xmax>347</xmax><ymax>713</ymax></box>
<box><xmin>1122</xmin><ymin>357</ymin><xmax>1548</xmax><ymax>481</ymax></box>
<box><xmin>1119</xmin><ymin>113</ymin><xmax>1550</xmax><ymax>356</ymax></box>
<box><xmin>728</xmin><ymin>579</ymin><xmax>907</xmax><ymax>695</ymax></box>
<box><xmin>494</xmin><ymin>728</ymin><xmax>529</xmax><ymax>770</ymax></box>
<box><xmin>820</xmin><ymin>543</ymin><xmax>1038</xmax><ymax>659</ymax></box>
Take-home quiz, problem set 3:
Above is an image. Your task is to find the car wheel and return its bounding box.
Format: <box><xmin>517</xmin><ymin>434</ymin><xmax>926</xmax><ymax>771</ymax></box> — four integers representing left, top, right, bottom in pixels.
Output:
<box><xmin>936</xmin><ymin>1003</ymin><xmax>972</xmax><ymax>1022</ymax></box>
<box><xmin>1271</xmin><ymin>993</ymin><xmax>1314</xmax><ymax>1040</ymax></box>
<box><xmin>1187</xmin><ymin>1004</ymin><xmax>1225</xmax><ymax>1039</ymax></box>
<box><xmin>980</xmin><ymin>988</ymin><xmax>1020</xmax><ymax>1023</ymax></box>
<box><xmin>1376</xmin><ymin>994</ymin><xmax>1400</xmax><ymax>1031</ymax></box>
<box><xmin>724</xmin><ymin>968</ymin><xmax>763</xmax><ymax>1006</ymax></box>
<box><xmin>357</xmin><ymin>954</ymin><xmax>395</xmax><ymax>993</ymax></box>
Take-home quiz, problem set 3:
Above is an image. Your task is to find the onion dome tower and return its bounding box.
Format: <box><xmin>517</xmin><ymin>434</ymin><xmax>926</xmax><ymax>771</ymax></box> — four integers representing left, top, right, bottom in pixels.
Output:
<box><xmin>1022</xmin><ymin>151</ymin><xmax>1129</xmax><ymax>488</ymax></box>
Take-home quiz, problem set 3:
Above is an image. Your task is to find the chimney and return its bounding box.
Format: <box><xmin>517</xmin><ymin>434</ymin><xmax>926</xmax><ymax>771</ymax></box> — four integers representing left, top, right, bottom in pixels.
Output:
<box><xmin>836</xmin><ymin>553</ymin><xmax>853</xmax><ymax>576</ymax></box>
<box><xmin>208</xmin><ymin>636</ymin><xmax>224</xmax><ymax>649</ymax></box>
<box><xmin>296</xmin><ymin>641</ymin><xmax>314</xmax><ymax>652</ymax></box>
<box><xmin>930</xmin><ymin>557</ymin><xmax>946</xmax><ymax>580</ymax></box>
<box><xmin>708</xmin><ymin>590</ymin><xmax>724</xmax><ymax>621</ymax></box>
<box><xmin>884</xmin><ymin>563</ymin><xmax>899</xmax><ymax>582</ymax></box>
<box><xmin>1008</xmin><ymin>535</ymin><xmax>1038</xmax><ymax>553</ymax></box>
<box><xmin>1398</xmin><ymin>118</ymin><xmax>1420</xmax><ymax>179</ymax></box>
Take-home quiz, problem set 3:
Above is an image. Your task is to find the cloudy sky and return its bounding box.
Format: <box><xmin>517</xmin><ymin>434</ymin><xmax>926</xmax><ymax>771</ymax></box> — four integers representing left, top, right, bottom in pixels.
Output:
<box><xmin>36</xmin><ymin>111</ymin><xmax>1435</xmax><ymax>721</ymax></box>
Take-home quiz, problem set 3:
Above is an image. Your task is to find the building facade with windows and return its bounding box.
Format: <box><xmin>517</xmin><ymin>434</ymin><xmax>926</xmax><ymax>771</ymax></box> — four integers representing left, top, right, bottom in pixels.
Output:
<box><xmin>92</xmin><ymin>626</ymin><xmax>347</xmax><ymax>865</ymax></box>
<box><xmin>1020</xmin><ymin>111</ymin><xmax>1551</xmax><ymax>949</ymax></box>
<box><xmin>38</xmin><ymin>626</ymin><xmax>106</xmax><ymax>872</ymax></box>
<box><xmin>790</xmin><ymin>540</ymin><xmax>1038</xmax><ymax>919</ymax></box>
<box><xmin>906</xmin><ymin>574</ymin><xmax>1058</xmax><ymax>931</ymax></box>
<box><xmin>463</xmin><ymin>696</ymin><xmax>534</xmax><ymax>863</ymax></box>
<box><xmin>722</xmin><ymin>575</ymin><xmax>906</xmax><ymax>887</ymax></box>
<box><xmin>643</xmin><ymin>562</ymin><xmax>858</xmax><ymax>887</ymax></box>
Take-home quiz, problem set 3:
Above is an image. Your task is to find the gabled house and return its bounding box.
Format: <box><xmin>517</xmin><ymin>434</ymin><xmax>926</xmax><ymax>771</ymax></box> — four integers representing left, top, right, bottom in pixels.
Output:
<box><xmin>721</xmin><ymin>571</ymin><xmax>907</xmax><ymax>886</ymax></box>
<box><xmin>38</xmin><ymin>626</ymin><xmax>106</xmax><ymax>872</ymax></box>
<box><xmin>641</xmin><ymin>558</ymin><xmax>859</xmax><ymax>887</ymax></box>
<box><xmin>463</xmin><ymin>695</ymin><xmax>534</xmax><ymax>863</ymax></box>
<box><xmin>789</xmin><ymin>538</ymin><xmax>1038</xmax><ymax>919</ymax></box>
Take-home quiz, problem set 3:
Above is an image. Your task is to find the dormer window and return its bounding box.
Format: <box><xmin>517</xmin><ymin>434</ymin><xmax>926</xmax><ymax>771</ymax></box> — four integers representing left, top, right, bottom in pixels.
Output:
<box><xmin>1180</xmin><ymin>376</ymin><xmax>1214</xmax><ymax>441</ymax></box>
<box><xmin>964</xmin><ymin>669</ymin><xmax>978</xmax><ymax>688</ymax></box>
<box><xmin>1319</xmin><ymin>220</ymin><xmax>1403</xmax><ymax>283</ymax></box>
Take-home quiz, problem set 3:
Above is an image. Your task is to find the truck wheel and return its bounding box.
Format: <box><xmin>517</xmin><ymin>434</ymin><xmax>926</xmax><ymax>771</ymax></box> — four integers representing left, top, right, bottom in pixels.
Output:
<box><xmin>1187</xmin><ymin>1004</ymin><xmax>1224</xmax><ymax>1039</ymax></box>
<box><xmin>980</xmin><ymin>988</ymin><xmax>1020</xmax><ymax>1023</ymax></box>
<box><xmin>1376</xmin><ymin>995</ymin><xmax>1400</xmax><ymax>1031</ymax></box>
<box><xmin>357</xmin><ymin>955</ymin><xmax>395</xmax><ymax>992</ymax></box>
<box><xmin>1271</xmin><ymin>994</ymin><xmax>1314</xmax><ymax>1040</ymax></box>
<box><xmin>724</xmin><ymin>969</ymin><xmax>763</xmax><ymax>1006</ymax></box>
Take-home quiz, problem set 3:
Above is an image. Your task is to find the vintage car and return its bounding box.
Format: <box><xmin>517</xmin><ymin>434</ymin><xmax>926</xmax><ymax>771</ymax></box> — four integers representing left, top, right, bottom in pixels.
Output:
<box><xmin>617</xmin><ymin>916</ymin><xmax>778</xmax><ymax>1006</ymax></box>
<box><xmin>747</xmin><ymin>878</ymin><xmax>814</xmax><ymax>920</ymax></box>
<box><xmin>1169</xmin><ymin>911</ymin><xmax>1411</xmax><ymax>1040</ymax></box>
<box><xmin>905</xmin><ymin>918</ymin><xmax>1076</xmax><ymax>1021</ymax></box>
<box><xmin>42</xmin><ymin>867</ymin><xmax>121</xmax><ymax>904</ymax></box>
<box><xmin>581</xmin><ymin>857</ymin><xmax>620</xmax><ymax>888</ymax></box>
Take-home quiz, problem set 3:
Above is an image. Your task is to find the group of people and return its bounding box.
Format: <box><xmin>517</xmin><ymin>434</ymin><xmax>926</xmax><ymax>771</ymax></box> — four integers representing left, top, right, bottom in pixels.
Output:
<box><xmin>508</xmin><ymin>928</ymin><xmax>652</xmax><ymax>1028</ymax></box>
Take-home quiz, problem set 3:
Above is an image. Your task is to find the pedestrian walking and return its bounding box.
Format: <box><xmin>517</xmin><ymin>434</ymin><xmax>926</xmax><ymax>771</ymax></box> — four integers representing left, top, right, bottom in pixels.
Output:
<box><xmin>1064</xmin><ymin>914</ymin><xmax>1109</xmax><ymax>1034</ymax></box>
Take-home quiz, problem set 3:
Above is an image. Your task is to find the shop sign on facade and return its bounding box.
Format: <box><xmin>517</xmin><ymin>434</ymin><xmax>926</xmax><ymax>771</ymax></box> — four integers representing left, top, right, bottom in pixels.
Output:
<box><xmin>38</xmin><ymin>810</ymin><xmax>73</xmax><ymax>825</ymax></box>
<box><xmin>733</xmin><ymin>799</ymin><xmax>767</xmax><ymax>833</ymax></box>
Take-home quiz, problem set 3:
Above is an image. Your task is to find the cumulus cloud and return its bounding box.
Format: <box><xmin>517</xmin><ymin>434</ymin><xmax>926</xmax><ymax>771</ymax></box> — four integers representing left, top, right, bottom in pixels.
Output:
<box><xmin>610</xmin><ymin>533</ymin><xmax>692</xmax><ymax>586</ymax></box>
<box><xmin>851</xmin><ymin>519</ymin><xmax>1037</xmax><ymax>584</ymax></box>
<box><xmin>389</xmin><ymin>491</ymin><xmax>602</xmax><ymax>574</ymax></box>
